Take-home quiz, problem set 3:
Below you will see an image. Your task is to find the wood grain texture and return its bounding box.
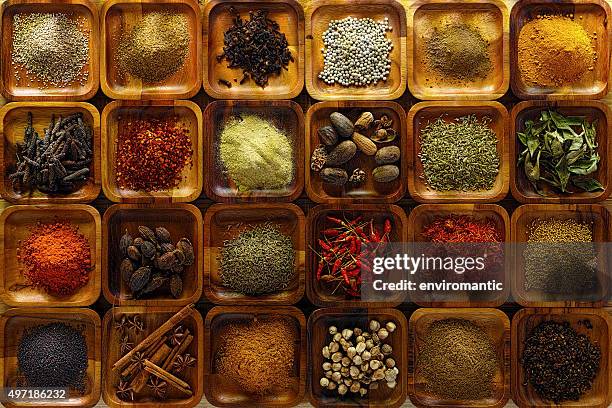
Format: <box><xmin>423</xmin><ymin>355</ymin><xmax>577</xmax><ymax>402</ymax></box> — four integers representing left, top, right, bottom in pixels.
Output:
<box><xmin>510</xmin><ymin>100</ymin><xmax>612</xmax><ymax>203</ymax></box>
<box><xmin>204</xmin><ymin>306</ymin><xmax>306</xmax><ymax>408</ymax></box>
<box><xmin>511</xmin><ymin>308</ymin><xmax>611</xmax><ymax>408</ymax></box>
<box><xmin>407</xmin><ymin>101</ymin><xmax>510</xmax><ymax>203</ymax></box>
<box><xmin>305</xmin><ymin>101</ymin><xmax>407</xmax><ymax>203</ymax></box>
<box><xmin>0</xmin><ymin>204</ymin><xmax>101</xmax><ymax>307</ymax></box>
<box><xmin>408</xmin><ymin>308</ymin><xmax>510</xmax><ymax>408</ymax></box>
<box><xmin>510</xmin><ymin>204</ymin><xmax>611</xmax><ymax>307</ymax></box>
<box><xmin>101</xmin><ymin>100</ymin><xmax>203</xmax><ymax>203</ymax></box>
<box><xmin>101</xmin><ymin>203</ymin><xmax>203</xmax><ymax>307</ymax></box>
<box><xmin>407</xmin><ymin>0</ymin><xmax>509</xmax><ymax>100</ymax></box>
<box><xmin>0</xmin><ymin>307</ymin><xmax>102</xmax><ymax>408</ymax></box>
<box><xmin>100</xmin><ymin>0</ymin><xmax>201</xmax><ymax>100</ymax></box>
<box><xmin>0</xmin><ymin>102</ymin><xmax>101</xmax><ymax>204</ymax></box>
<box><xmin>203</xmin><ymin>203</ymin><xmax>305</xmax><ymax>305</ymax></box>
<box><xmin>0</xmin><ymin>0</ymin><xmax>100</xmax><ymax>101</ymax></box>
<box><xmin>304</xmin><ymin>0</ymin><xmax>407</xmax><ymax>101</ymax></box>
<box><xmin>203</xmin><ymin>0</ymin><xmax>305</xmax><ymax>100</ymax></box>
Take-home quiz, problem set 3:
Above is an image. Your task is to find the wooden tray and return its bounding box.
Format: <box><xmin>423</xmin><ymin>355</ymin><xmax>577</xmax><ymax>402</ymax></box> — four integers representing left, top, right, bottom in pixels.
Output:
<box><xmin>408</xmin><ymin>308</ymin><xmax>510</xmax><ymax>408</ymax></box>
<box><xmin>307</xmin><ymin>308</ymin><xmax>408</xmax><ymax>408</ymax></box>
<box><xmin>101</xmin><ymin>306</ymin><xmax>204</xmax><ymax>408</ymax></box>
<box><xmin>204</xmin><ymin>306</ymin><xmax>306</xmax><ymax>407</ymax></box>
<box><xmin>407</xmin><ymin>204</ymin><xmax>510</xmax><ymax>308</ymax></box>
<box><xmin>0</xmin><ymin>307</ymin><xmax>101</xmax><ymax>408</ymax></box>
<box><xmin>407</xmin><ymin>0</ymin><xmax>509</xmax><ymax>100</ymax></box>
<box><xmin>203</xmin><ymin>0</ymin><xmax>305</xmax><ymax>100</ymax></box>
<box><xmin>0</xmin><ymin>102</ymin><xmax>101</xmax><ymax>204</ymax></box>
<box><xmin>305</xmin><ymin>204</ymin><xmax>408</xmax><ymax>308</ymax></box>
<box><xmin>0</xmin><ymin>0</ymin><xmax>100</xmax><ymax>101</ymax></box>
<box><xmin>101</xmin><ymin>100</ymin><xmax>203</xmax><ymax>203</ymax></box>
<box><xmin>203</xmin><ymin>203</ymin><xmax>305</xmax><ymax>305</ymax></box>
<box><xmin>407</xmin><ymin>101</ymin><xmax>510</xmax><ymax>203</ymax></box>
<box><xmin>510</xmin><ymin>100</ymin><xmax>612</xmax><ymax>203</ymax></box>
<box><xmin>305</xmin><ymin>101</ymin><xmax>407</xmax><ymax>203</ymax></box>
<box><xmin>510</xmin><ymin>204</ymin><xmax>611</xmax><ymax>307</ymax></box>
<box><xmin>100</xmin><ymin>0</ymin><xmax>202</xmax><ymax>100</ymax></box>
<box><xmin>305</xmin><ymin>0</ymin><xmax>407</xmax><ymax>100</ymax></box>
<box><xmin>203</xmin><ymin>100</ymin><xmax>304</xmax><ymax>203</ymax></box>
<box><xmin>510</xmin><ymin>0</ymin><xmax>611</xmax><ymax>99</ymax></box>
<box><xmin>102</xmin><ymin>204</ymin><xmax>203</xmax><ymax>306</ymax></box>
<box><xmin>0</xmin><ymin>204</ymin><xmax>101</xmax><ymax>307</ymax></box>
<box><xmin>511</xmin><ymin>308</ymin><xmax>611</xmax><ymax>408</ymax></box>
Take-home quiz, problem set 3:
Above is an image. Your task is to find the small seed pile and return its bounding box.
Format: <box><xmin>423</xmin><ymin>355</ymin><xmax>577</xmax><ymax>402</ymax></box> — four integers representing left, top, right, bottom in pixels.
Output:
<box><xmin>524</xmin><ymin>218</ymin><xmax>597</xmax><ymax>294</ymax></box>
<box><xmin>116</xmin><ymin>12</ymin><xmax>189</xmax><ymax>83</ymax></box>
<box><xmin>319</xmin><ymin>320</ymin><xmax>399</xmax><ymax>397</ymax></box>
<box><xmin>319</xmin><ymin>17</ymin><xmax>393</xmax><ymax>86</ymax></box>
<box><xmin>12</xmin><ymin>12</ymin><xmax>90</xmax><ymax>88</ymax></box>
<box><xmin>522</xmin><ymin>321</ymin><xmax>601</xmax><ymax>403</ymax></box>
<box><xmin>219</xmin><ymin>224</ymin><xmax>295</xmax><ymax>296</ymax></box>
<box><xmin>119</xmin><ymin>226</ymin><xmax>194</xmax><ymax>299</ymax></box>
<box><xmin>417</xmin><ymin>318</ymin><xmax>499</xmax><ymax>400</ymax></box>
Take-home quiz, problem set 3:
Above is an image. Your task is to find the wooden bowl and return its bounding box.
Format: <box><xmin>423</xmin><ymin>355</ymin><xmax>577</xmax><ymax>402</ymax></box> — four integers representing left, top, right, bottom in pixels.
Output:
<box><xmin>510</xmin><ymin>0</ymin><xmax>611</xmax><ymax>99</ymax></box>
<box><xmin>0</xmin><ymin>307</ymin><xmax>101</xmax><ymax>408</ymax></box>
<box><xmin>305</xmin><ymin>0</ymin><xmax>407</xmax><ymax>100</ymax></box>
<box><xmin>510</xmin><ymin>204</ymin><xmax>611</xmax><ymax>307</ymax></box>
<box><xmin>510</xmin><ymin>100</ymin><xmax>612</xmax><ymax>203</ymax></box>
<box><xmin>100</xmin><ymin>0</ymin><xmax>202</xmax><ymax>100</ymax></box>
<box><xmin>203</xmin><ymin>100</ymin><xmax>304</xmax><ymax>203</ymax></box>
<box><xmin>0</xmin><ymin>204</ymin><xmax>101</xmax><ymax>307</ymax></box>
<box><xmin>0</xmin><ymin>0</ymin><xmax>99</xmax><ymax>101</ymax></box>
<box><xmin>305</xmin><ymin>101</ymin><xmax>407</xmax><ymax>203</ymax></box>
<box><xmin>101</xmin><ymin>306</ymin><xmax>204</xmax><ymax>408</ymax></box>
<box><xmin>407</xmin><ymin>101</ymin><xmax>510</xmax><ymax>203</ymax></box>
<box><xmin>306</xmin><ymin>204</ymin><xmax>408</xmax><ymax>308</ymax></box>
<box><xmin>511</xmin><ymin>308</ymin><xmax>611</xmax><ymax>408</ymax></box>
<box><xmin>407</xmin><ymin>0</ymin><xmax>509</xmax><ymax>100</ymax></box>
<box><xmin>204</xmin><ymin>306</ymin><xmax>306</xmax><ymax>407</ymax></box>
<box><xmin>203</xmin><ymin>0</ymin><xmax>305</xmax><ymax>100</ymax></box>
<box><xmin>0</xmin><ymin>102</ymin><xmax>101</xmax><ymax>204</ymax></box>
<box><xmin>101</xmin><ymin>100</ymin><xmax>203</xmax><ymax>203</ymax></box>
<box><xmin>307</xmin><ymin>308</ymin><xmax>408</xmax><ymax>408</ymax></box>
<box><xmin>408</xmin><ymin>308</ymin><xmax>510</xmax><ymax>408</ymax></box>
<box><xmin>203</xmin><ymin>203</ymin><xmax>305</xmax><ymax>305</ymax></box>
<box><xmin>102</xmin><ymin>204</ymin><xmax>203</xmax><ymax>306</ymax></box>
<box><xmin>407</xmin><ymin>204</ymin><xmax>510</xmax><ymax>307</ymax></box>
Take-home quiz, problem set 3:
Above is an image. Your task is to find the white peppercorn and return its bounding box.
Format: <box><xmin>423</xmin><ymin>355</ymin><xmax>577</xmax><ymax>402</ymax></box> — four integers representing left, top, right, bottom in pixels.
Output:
<box><xmin>377</xmin><ymin>328</ymin><xmax>389</xmax><ymax>340</ymax></box>
<box><xmin>329</xmin><ymin>325</ymin><xmax>338</xmax><ymax>335</ymax></box>
<box><xmin>320</xmin><ymin>377</ymin><xmax>330</xmax><ymax>387</ymax></box>
<box><xmin>369</xmin><ymin>320</ymin><xmax>381</xmax><ymax>332</ymax></box>
<box><xmin>322</xmin><ymin>362</ymin><xmax>332</xmax><ymax>371</ymax></box>
<box><xmin>385</xmin><ymin>321</ymin><xmax>396</xmax><ymax>333</ymax></box>
<box><xmin>338</xmin><ymin>384</ymin><xmax>348</xmax><ymax>395</ymax></box>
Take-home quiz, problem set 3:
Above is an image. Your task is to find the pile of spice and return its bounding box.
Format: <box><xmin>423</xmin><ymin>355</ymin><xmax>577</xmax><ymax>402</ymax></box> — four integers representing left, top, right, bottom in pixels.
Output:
<box><xmin>115</xmin><ymin>116</ymin><xmax>193</xmax><ymax>192</ymax></box>
<box><xmin>319</xmin><ymin>320</ymin><xmax>399</xmax><ymax>397</ymax></box>
<box><xmin>524</xmin><ymin>218</ymin><xmax>597</xmax><ymax>294</ymax></box>
<box><xmin>215</xmin><ymin>317</ymin><xmax>297</xmax><ymax>396</ymax></box>
<box><xmin>518</xmin><ymin>15</ymin><xmax>596</xmax><ymax>87</ymax></box>
<box><xmin>314</xmin><ymin>214</ymin><xmax>392</xmax><ymax>298</ymax></box>
<box><xmin>116</xmin><ymin>12</ymin><xmax>189</xmax><ymax>83</ymax></box>
<box><xmin>424</xmin><ymin>23</ymin><xmax>492</xmax><ymax>82</ymax></box>
<box><xmin>419</xmin><ymin>115</ymin><xmax>499</xmax><ymax>191</ymax></box>
<box><xmin>521</xmin><ymin>321</ymin><xmax>601</xmax><ymax>403</ymax></box>
<box><xmin>17</xmin><ymin>220</ymin><xmax>91</xmax><ymax>297</ymax></box>
<box><xmin>219</xmin><ymin>224</ymin><xmax>295</xmax><ymax>296</ymax></box>
<box><xmin>218</xmin><ymin>115</ymin><xmax>294</xmax><ymax>192</ymax></box>
<box><xmin>118</xmin><ymin>226</ymin><xmax>194</xmax><ymax>299</ymax></box>
<box><xmin>217</xmin><ymin>7</ymin><xmax>293</xmax><ymax>88</ymax></box>
<box><xmin>311</xmin><ymin>111</ymin><xmax>400</xmax><ymax>187</ymax></box>
<box><xmin>517</xmin><ymin>110</ymin><xmax>602</xmax><ymax>195</ymax></box>
<box><xmin>18</xmin><ymin>322</ymin><xmax>88</xmax><ymax>390</ymax></box>
<box><xmin>9</xmin><ymin>112</ymin><xmax>93</xmax><ymax>195</ymax></box>
<box><xmin>11</xmin><ymin>12</ymin><xmax>90</xmax><ymax>88</ymax></box>
<box><xmin>422</xmin><ymin>215</ymin><xmax>501</xmax><ymax>243</ymax></box>
<box><xmin>319</xmin><ymin>17</ymin><xmax>393</xmax><ymax>87</ymax></box>
<box><xmin>417</xmin><ymin>318</ymin><xmax>499</xmax><ymax>400</ymax></box>
<box><xmin>113</xmin><ymin>305</ymin><xmax>197</xmax><ymax>401</ymax></box>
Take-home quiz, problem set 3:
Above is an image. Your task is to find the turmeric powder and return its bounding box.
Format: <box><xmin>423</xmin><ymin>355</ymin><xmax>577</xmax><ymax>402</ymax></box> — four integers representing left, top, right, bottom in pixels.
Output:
<box><xmin>518</xmin><ymin>15</ymin><xmax>595</xmax><ymax>87</ymax></box>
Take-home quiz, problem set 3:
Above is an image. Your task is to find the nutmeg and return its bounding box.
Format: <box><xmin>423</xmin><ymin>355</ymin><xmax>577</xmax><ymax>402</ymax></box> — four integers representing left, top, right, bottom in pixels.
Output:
<box><xmin>320</xmin><ymin>168</ymin><xmax>348</xmax><ymax>186</ymax></box>
<box><xmin>330</xmin><ymin>112</ymin><xmax>354</xmax><ymax>138</ymax></box>
<box><xmin>325</xmin><ymin>140</ymin><xmax>357</xmax><ymax>166</ymax></box>
<box><xmin>373</xmin><ymin>165</ymin><xmax>399</xmax><ymax>183</ymax></box>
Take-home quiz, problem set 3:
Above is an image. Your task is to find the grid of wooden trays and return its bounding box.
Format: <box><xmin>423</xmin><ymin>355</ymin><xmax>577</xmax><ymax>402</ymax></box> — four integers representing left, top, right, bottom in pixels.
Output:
<box><xmin>0</xmin><ymin>0</ymin><xmax>611</xmax><ymax>407</ymax></box>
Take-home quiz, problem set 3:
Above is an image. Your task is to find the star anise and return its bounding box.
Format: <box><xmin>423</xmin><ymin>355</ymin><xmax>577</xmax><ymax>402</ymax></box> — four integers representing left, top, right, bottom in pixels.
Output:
<box><xmin>120</xmin><ymin>335</ymin><xmax>133</xmax><ymax>355</ymax></box>
<box><xmin>130</xmin><ymin>351</ymin><xmax>146</xmax><ymax>368</ymax></box>
<box><xmin>172</xmin><ymin>353</ymin><xmax>197</xmax><ymax>373</ymax></box>
<box><xmin>114</xmin><ymin>315</ymin><xmax>129</xmax><ymax>333</ymax></box>
<box><xmin>116</xmin><ymin>379</ymin><xmax>134</xmax><ymax>401</ymax></box>
<box><xmin>147</xmin><ymin>376</ymin><xmax>167</xmax><ymax>400</ymax></box>
<box><xmin>127</xmin><ymin>314</ymin><xmax>145</xmax><ymax>333</ymax></box>
<box><xmin>169</xmin><ymin>325</ymin><xmax>187</xmax><ymax>346</ymax></box>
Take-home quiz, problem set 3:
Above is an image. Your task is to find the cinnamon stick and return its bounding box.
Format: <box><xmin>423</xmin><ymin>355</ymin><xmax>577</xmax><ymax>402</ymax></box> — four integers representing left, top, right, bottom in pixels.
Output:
<box><xmin>121</xmin><ymin>335</ymin><xmax>168</xmax><ymax>378</ymax></box>
<box><xmin>131</xmin><ymin>343</ymin><xmax>172</xmax><ymax>393</ymax></box>
<box><xmin>143</xmin><ymin>360</ymin><xmax>192</xmax><ymax>396</ymax></box>
<box><xmin>162</xmin><ymin>332</ymin><xmax>192</xmax><ymax>371</ymax></box>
